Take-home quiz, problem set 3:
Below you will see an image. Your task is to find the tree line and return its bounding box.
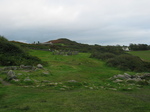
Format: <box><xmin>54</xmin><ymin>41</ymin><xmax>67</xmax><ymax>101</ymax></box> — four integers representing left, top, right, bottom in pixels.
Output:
<box><xmin>129</xmin><ymin>43</ymin><xmax>150</xmax><ymax>51</ymax></box>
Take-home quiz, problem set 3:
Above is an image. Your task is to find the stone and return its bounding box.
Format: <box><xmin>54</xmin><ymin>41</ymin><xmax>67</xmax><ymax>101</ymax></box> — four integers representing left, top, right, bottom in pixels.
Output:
<box><xmin>20</xmin><ymin>65</ymin><xmax>33</xmax><ymax>69</ymax></box>
<box><xmin>41</xmin><ymin>80</ymin><xmax>50</xmax><ymax>83</ymax></box>
<box><xmin>32</xmin><ymin>66</ymin><xmax>37</xmax><ymax>71</ymax></box>
<box><xmin>7</xmin><ymin>70</ymin><xmax>17</xmax><ymax>80</ymax></box>
<box><xmin>20</xmin><ymin>65</ymin><xmax>25</xmax><ymax>68</ymax></box>
<box><xmin>43</xmin><ymin>72</ymin><xmax>49</xmax><ymax>75</ymax></box>
<box><xmin>132</xmin><ymin>78</ymin><xmax>142</xmax><ymax>82</ymax></box>
<box><xmin>12</xmin><ymin>79</ymin><xmax>19</xmax><ymax>82</ymax></box>
<box><xmin>4</xmin><ymin>67</ymin><xmax>12</xmax><ymax>71</ymax></box>
<box><xmin>126</xmin><ymin>78</ymin><xmax>142</xmax><ymax>83</ymax></box>
<box><xmin>116</xmin><ymin>74</ymin><xmax>127</xmax><ymax>79</ymax></box>
<box><xmin>60</xmin><ymin>88</ymin><xmax>66</xmax><ymax>91</ymax></box>
<box><xmin>109</xmin><ymin>88</ymin><xmax>117</xmax><ymax>91</ymax></box>
<box><xmin>37</xmin><ymin>64</ymin><xmax>43</xmax><ymax>69</ymax></box>
<box><xmin>11</xmin><ymin>66</ymin><xmax>18</xmax><ymax>70</ymax></box>
<box><xmin>17</xmin><ymin>73</ymin><xmax>22</xmax><ymax>75</ymax></box>
<box><xmin>124</xmin><ymin>73</ymin><xmax>131</xmax><ymax>78</ymax></box>
<box><xmin>89</xmin><ymin>87</ymin><xmax>93</xmax><ymax>89</ymax></box>
<box><xmin>67</xmin><ymin>80</ymin><xmax>77</xmax><ymax>82</ymax></box>
<box><xmin>24</xmin><ymin>77</ymin><xmax>31</xmax><ymax>81</ymax></box>
<box><xmin>113</xmin><ymin>79</ymin><xmax>124</xmax><ymax>83</ymax></box>
<box><xmin>140</xmin><ymin>73</ymin><xmax>150</xmax><ymax>80</ymax></box>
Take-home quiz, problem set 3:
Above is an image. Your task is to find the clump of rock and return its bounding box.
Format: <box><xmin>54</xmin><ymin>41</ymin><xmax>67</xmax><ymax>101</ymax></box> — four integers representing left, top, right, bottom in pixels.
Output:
<box><xmin>7</xmin><ymin>70</ymin><xmax>17</xmax><ymax>80</ymax></box>
<box><xmin>37</xmin><ymin>64</ymin><xmax>43</xmax><ymax>69</ymax></box>
<box><xmin>0</xmin><ymin>64</ymin><xmax>43</xmax><ymax>72</ymax></box>
<box><xmin>110</xmin><ymin>73</ymin><xmax>150</xmax><ymax>85</ymax></box>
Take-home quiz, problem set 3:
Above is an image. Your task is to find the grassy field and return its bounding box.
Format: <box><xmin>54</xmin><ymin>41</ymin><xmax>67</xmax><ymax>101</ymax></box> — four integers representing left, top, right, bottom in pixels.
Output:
<box><xmin>128</xmin><ymin>50</ymin><xmax>150</xmax><ymax>62</ymax></box>
<box><xmin>0</xmin><ymin>50</ymin><xmax>150</xmax><ymax>112</ymax></box>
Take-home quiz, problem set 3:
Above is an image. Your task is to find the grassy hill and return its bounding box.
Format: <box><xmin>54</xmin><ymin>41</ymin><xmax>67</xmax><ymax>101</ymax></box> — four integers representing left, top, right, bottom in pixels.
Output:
<box><xmin>0</xmin><ymin>49</ymin><xmax>150</xmax><ymax>112</ymax></box>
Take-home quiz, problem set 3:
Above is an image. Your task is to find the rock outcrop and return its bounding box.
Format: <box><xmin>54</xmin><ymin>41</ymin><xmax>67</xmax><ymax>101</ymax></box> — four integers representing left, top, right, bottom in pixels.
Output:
<box><xmin>7</xmin><ymin>70</ymin><xmax>17</xmax><ymax>80</ymax></box>
<box><xmin>110</xmin><ymin>73</ymin><xmax>150</xmax><ymax>85</ymax></box>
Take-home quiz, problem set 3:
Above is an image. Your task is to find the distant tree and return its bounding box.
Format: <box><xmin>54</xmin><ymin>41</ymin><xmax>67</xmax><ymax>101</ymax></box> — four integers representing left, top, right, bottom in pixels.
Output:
<box><xmin>129</xmin><ymin>43</ymin><xmax>149</xmax><ymax>51</ymax></box>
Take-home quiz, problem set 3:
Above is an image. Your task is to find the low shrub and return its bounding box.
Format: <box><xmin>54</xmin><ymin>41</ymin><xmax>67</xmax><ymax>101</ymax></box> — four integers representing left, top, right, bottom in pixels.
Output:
<box><xmin>0</xmin><ymin>36</ymin><xmax>46</xmax><ymax>66</ymax></box>
<box><xmin>90</xmin><ymin>52</ymin><xmax>116</xmax><ymax>61</ymax></box>
<box><xmin>106</xmin><ymin>54</ymin><xmax>150</xmax><ymax>72</ymax></box>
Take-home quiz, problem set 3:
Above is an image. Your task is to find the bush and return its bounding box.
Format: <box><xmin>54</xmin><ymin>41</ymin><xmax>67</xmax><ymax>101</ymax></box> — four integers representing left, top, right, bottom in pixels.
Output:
<box><xmin>90</xmin><ymin>52</ymin><xmax>116</xmax><ymax>61</ymax></box>
<box><xmin>0</xmin><ymin>36</ymin><xmax>46</xmax><ymax>66</ymax></box>
<box><xmin>106</xmin><ymin>54</ymin><xmax>150</xmax><ymax>72</ymax></box>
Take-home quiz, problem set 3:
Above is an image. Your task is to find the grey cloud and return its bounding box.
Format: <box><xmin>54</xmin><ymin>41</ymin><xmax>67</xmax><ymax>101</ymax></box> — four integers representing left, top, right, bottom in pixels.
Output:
<box><xmin>0</xmin><ymin>0</ymin><xmax>150</xmax><ymax>45</ymax></box>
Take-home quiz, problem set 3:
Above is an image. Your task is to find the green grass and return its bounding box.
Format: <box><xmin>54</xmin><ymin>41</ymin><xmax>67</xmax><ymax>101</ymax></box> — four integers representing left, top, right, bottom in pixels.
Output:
<box><xmin>0</xmin><ymin>86</ymin><xmax>150</xmax><ymax>112</ymax></box>
<box><xmin>29</xmin><ymin>50</ymin><xmax>126</xmax><ymax>82</ymax></box>
<box><xmin>128</xmin><ymin>50</ymin><xmax>150</xmax><ymax>62</ymax></box>
<box><xmin>0</xmin><ymin>50</ymin><xmax>150</xmax><ymax>112</ymax></box>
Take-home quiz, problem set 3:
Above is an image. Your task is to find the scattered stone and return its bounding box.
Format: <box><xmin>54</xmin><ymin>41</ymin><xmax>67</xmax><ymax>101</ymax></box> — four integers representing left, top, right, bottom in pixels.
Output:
<box><xmin>89</xmin><ymin>87</ymin><xmax>93</xmax><ymax>89</ymax></box>
<box><xmin>127</xmin><ymin>88</ymin><xmax>132</xmax><ymax>90</ymax></box>
<box><xmin>110</xmin><ymin>73</ymin><xmax>150</xmax><ymax>86</ymax></box>
<box><xmin>37</xmin><ymin>64</ymin><xmax>43</xmax><ymax>69</ymax></box>
<box><xmin>41</xmin><ymin>80</ymin><xmax>50</xmax><ymax>83</ymax></box>
<box><xmin>24</xmin><ymin>77</ymin><xmax>31</xmax><ymax>81</ymax></box>
<box><xmin>140</xmin><ymin>73</ymin><xmax>150</xmax><ymax>80</ymax></box>
<box><xmin>47</xmin><ymin>83</ymin><xmax>57</xmax><ymax>86</ymax></box>
<box><xmin>124</xmin><ymin>73</ymin><xmax>131</xmax><ymax>78</ymax></box>
<box><xmin>32</xmin><ymin>66</ymin><xmax>37</xmax><ymax>71</ymax></box>
<box><xmin>7</xmin><ymin>70</ymin><xmax>17</xmax><ymax>80</ymax></box>
<box><xmin>12</xmin><ymin>79</ymin><xmax>19</xmax><ymax>82</ymax></box>
<box><xmin>36</xmin><ymin>85</ymin><xmax>40</xmax><ymax>87</ymax></box>
<box><xmin>113</xmin><ymin>79</ymin><xmax>124</xmax><ymax>83</ymax></box>
<box><xmin>11</xmin><ymin>66</ymin><xmax>18</xmax><ymax>70</ymax></box>
<box><xmin>62</xmin><ymin>85</ymin><xmax>68</xmax><ymax>88</ymax></box>
<box><xmin>20</xmin><ymin>65</ymin><xmax>25</xmax><ymax>68</ymax></box>
<box><xmin>116</xmin><ymin>74</ymin><xmax>126</xmax><ymax>79</ymax></box>
<box><xmin>43</xmin><ymin>71</ymin><xmax>49</xmax><ymax>75</ymax></box>
<box><xmin>100</xmin><ymin>86</ymin><xmax>104</xmax><ymax>89</ymax></box>
<box><xmin>33</xmin><ymin>79</ymin><xmax>40</xmax><ymax>82</ymax></box>
<box><xmin>60</xmin><ymin>88</ymin><xmax>66</xmax><ymax>91</ymax></box>
<box><xmin>24</xmin><ymin>66</ymin><xmax>33</xmax><ymax>69</ymax></box>
<box><xmin>109</xmin><ymin>88</ymin><xmax>117</xmax><ymax>91</ymax></box>
<box><xmin>17</xmin><ymin>73</ymin><xmax>22</xmax><ymax>75</ymax></box>
<box><xmin>4</xmin><ymin>67</ymin><xmax>12</xmax><ymax>71</ymax></box>
<box><xmin>67</xmin><ymin>80</ymin><xmax>77</xmax><ymax>82</ymax></box>
<box><xmin>20</xmin><ymin>65</ymin><xmax>33</xmax><ymax>70</ymax></box>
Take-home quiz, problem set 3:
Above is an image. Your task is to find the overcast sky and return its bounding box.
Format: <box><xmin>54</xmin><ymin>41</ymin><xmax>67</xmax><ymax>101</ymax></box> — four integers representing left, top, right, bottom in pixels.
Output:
<box><xmin>0</xmin><ymin>0</ymin><xmax>150</xmax><ymax>45</ymax></box>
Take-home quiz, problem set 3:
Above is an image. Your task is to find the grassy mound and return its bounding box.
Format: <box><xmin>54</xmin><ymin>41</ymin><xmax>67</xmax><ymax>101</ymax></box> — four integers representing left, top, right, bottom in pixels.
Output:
<box><xmin>0</xmin><ymin>36</ymin><xmax>45</xmax><ymax>66</ymax></box>
<box><xmin>90</xmin><ymin>51</ymin><xmax>150</xmax><ymax>72</ymax></box>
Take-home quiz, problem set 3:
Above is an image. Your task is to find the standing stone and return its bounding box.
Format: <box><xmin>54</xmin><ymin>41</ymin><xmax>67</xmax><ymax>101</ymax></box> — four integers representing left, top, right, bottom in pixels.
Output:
<box><xmin>7</xmin><ymin>70</ymin><xmax>16</xmax><ymax>80</ymax></box>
